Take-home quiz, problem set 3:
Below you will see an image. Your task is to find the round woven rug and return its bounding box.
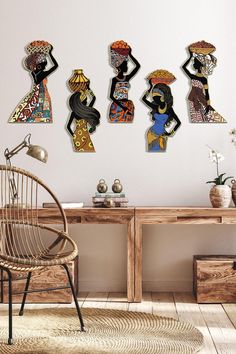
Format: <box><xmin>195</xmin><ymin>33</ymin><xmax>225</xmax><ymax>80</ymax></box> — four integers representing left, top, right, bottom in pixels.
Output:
<box><xmin>0</xmin><ymin>308</ymin><xmax>203</xmax><ymax>354</ymax></box>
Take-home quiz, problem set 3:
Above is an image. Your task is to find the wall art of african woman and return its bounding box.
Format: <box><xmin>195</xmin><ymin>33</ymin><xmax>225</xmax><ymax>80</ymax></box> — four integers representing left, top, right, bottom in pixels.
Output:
<box><xmin>182</xmin><ymin>40</ymin><xmax>226</xmax><ymax>123</ymax></box>
<box><xmin>9</xmin><ymin>40</ymin><xmax>58</xmax><ymax>123</ymax></box>
<box><xmin>67</xmin><ymin>69</ymin><xmax>100</xmax><ymax>152</ymax></box>
<box><xmin>109</xmin><ymin>40</ymin><xmax>140</xmax><ymax>123</ymax></box>
<box><xmin>142</xmin><ymin>70</ymin><xmax>181</xmax><ymax>152</ymax></box>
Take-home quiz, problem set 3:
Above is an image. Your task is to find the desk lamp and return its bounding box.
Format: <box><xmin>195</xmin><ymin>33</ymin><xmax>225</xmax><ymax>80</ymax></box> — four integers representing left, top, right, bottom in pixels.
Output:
<box><xmin>4</xmin><ymin>134</ymin><xmax>48</xmax><ymax>206</ymax></box>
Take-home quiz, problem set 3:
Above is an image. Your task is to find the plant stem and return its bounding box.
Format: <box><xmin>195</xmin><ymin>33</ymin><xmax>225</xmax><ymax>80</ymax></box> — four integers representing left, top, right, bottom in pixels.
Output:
<box><xmin>216</xmin><ymin>154</ymin><xmax>219</xmax><ymax>177</ymax></box>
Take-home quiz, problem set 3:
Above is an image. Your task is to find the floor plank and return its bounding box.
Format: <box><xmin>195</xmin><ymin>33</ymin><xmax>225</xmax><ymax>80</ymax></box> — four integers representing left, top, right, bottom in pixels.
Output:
<box><xmin>105</xmin><ymin>292</ymin><xmax>128</xmax><ymax>311</ymax></box>
<box><xmin>200</xmin><ymin>303</ymin><xmax>236</xmax><ymax>354</ymax></box>
<box><xmin>82</xmin><ymin>292</ymin><xmax>108</xmax><ymax>308</ymax></box>
<box><xmin>78</xmin><ymin>291</ymin><xmax>88</xmax><ymax>306</ymax></box>
<box><xmin>223</xmin><ymin>304</ymin><xmax>236</xmax><ymax>328</ymax></box>
<box><xmin>152</xmin><ymin>292</ymin><xmax>178</xmax><ymax>320</ymax></box>
<box><xmin>174</xmin><ymin>292</ymin><xmax>217</xmax><ymax>354</ymax></box>
<box><xmin>128</xmin><ymin>292</ymin><xmax>152</xmax><ymax>313</ymax></box>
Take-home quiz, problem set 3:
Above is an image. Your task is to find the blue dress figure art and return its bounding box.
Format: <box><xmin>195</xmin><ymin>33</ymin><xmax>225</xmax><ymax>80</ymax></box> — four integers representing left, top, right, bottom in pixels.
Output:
<box><xmin>142</xmin><ymin>70</ymin><xmax>181</xmax><ymax>152</ymax></box>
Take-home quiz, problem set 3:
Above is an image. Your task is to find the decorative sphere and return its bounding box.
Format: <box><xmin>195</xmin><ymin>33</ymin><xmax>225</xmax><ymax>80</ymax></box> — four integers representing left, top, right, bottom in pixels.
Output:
<box><xmin>104</xmin><ymin>197</ymin><xmax>115</xmax><ymax>208</ymax></box>
<box><xmin>112</xmin><ymin>179</ymin><xmax>123</xmax><ymax>193</ymax></box>
<box><xmin>97</xmin><ymin>179</ymin><xmax>108</xmax><ymax>193</ymax></box>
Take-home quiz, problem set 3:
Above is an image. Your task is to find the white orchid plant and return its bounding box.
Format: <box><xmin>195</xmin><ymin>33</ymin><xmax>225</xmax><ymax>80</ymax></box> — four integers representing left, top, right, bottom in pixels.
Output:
<box><xmin>206</xmin><ymin>146</ymin><xmax>233</xmax><ymax>185</ymax></box>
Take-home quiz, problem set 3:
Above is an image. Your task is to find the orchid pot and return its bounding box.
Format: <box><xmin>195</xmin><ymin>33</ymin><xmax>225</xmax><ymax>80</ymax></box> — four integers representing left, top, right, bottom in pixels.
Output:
<box><xmin>206</xmin><ymin>148</ymin><xmax>233</xmax><ymax>208</ymax></box>
<box><xmin>209</xmin><ymin>184</ymin><xmax>232</xmax><ymax>208</ymax></box>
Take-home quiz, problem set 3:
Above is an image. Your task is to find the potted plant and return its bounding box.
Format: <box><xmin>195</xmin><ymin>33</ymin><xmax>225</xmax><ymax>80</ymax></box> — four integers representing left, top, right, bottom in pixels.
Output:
<box><xmin>206</xmin><ymin>147</ymin><xmax>233</xmax><ymax>208</ymax></box>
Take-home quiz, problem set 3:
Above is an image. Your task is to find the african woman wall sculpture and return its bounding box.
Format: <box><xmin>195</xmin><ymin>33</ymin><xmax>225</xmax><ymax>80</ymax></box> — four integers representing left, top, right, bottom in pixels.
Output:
<box><xmin>142</xmin><ymin>70</ymin><xmax>181</xmax><ymax>152</ymax></box>
<box><xmin>67</xmin><ymin>69</ymin><xmax>100</xmax><ymax>152</ymax></box>
<box><xmin>182</xmin><ymin>40</ymin><xmax>226</xmax><ymax>123</ymax></box>
<box><xmin>109</xmin><ymin>40</ymin><xmax>140</xmax><ymax>123</ymax></box>
<box><xmin>9</xmin><ymin>40</ymin><xmax>58</xmax><ymax>123</ymax></box>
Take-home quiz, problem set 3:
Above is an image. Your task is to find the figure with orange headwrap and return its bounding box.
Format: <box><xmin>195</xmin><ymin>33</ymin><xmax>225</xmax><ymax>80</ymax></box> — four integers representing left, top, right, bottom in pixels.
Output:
<box><xmin>109</xmin><ymin>40</ymin><xmax>140</xmax><ymax>123</ymax></box>
<box><xmin>142</xmin><ymin>70</ymin><xmax>181</xmax><ymax>152</ymax></box>
<box><xmin>9</xmin><ymin>40</ymin><xmax>58</xmax><ymax>123</ymax></box>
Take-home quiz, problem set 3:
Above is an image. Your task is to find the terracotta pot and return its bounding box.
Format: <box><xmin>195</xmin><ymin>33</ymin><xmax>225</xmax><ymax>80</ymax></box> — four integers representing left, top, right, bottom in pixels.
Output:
<box><xmin>209</xmin><ymin>185</ymin><xmax>232</xmax><ymax>208</ymax></box>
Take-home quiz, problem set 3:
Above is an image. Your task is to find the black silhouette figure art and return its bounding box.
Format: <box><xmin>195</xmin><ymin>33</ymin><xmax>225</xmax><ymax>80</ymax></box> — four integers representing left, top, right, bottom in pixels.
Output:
<box><xmin>9</xmin><ymin>40</ymin><xmax>58</xmax><ymax>123</ymax></box>
<box><xmin>67</xmin><ymin>69</ymin><xmax>100</xmax><ymax>152</ymax></box>
<box><xmin>182</xmin><ymin>40</ymin><xmax>226</xmax><ymax>123</ymax></box>
<box><xmin>109</xmin><ymin>40</ymin><xmax>140</xmax><ymax>123</ymax></box>
<box><xmin>142</xmin><ymin>70</ymin><xmax>181</xmax><ymax>152</ymax></box>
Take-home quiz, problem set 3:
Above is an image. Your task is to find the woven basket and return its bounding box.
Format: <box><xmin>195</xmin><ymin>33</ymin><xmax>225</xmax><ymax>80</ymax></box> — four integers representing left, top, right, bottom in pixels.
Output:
<box><xmin>150</xmin><ymin>77</ymin><xmax>175</xmax><ymax>85</ymax></box>
<box><xmin>189</xmin><ymin>47</ymin><xmax>215</xmax><ymax>55</ymax></box>
<box><xmin>26</xmin><ymin>41</ymin><xmax>51</xmax><ymax>54</ymax></box>
<box><xmin>148</xmin><ymin>70</ymin><xmax>176</xmax><ymax>86</ymax></box>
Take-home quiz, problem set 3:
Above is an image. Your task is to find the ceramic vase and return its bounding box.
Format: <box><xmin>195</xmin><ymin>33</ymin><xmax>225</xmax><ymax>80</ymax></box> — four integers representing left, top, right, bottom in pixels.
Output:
<box><xmin>209</xmin><ymin>185</ymin><xmax>232</xmax><ymax>208</ymax></box>
<box><xmin>68</xmin><ymin>69</ymin><xmax>89</xmax><ymax>92</ymax></box>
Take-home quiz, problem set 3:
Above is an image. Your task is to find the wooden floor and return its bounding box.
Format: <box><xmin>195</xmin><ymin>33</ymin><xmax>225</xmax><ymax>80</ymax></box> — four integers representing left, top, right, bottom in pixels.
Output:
<box><xmin>1</xmin><ymin>292</ymin><xmax>236</xmax><ymax>353</ymax></box>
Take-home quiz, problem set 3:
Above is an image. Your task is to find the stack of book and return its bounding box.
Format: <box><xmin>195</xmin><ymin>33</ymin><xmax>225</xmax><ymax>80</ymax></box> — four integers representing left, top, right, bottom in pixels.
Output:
<box><xmin>92</xmin><ymin>192</ymin><xmax>129</xmax><ymax>207</ymax></box>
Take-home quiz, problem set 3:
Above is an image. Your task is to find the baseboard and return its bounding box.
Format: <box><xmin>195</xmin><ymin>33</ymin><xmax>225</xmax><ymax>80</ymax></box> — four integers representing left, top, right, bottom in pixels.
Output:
<box><xmin>79</xmin><ymin>280</ymin><xmax>192</xmax><ymax>292</ymax></box>
<box><xmin>79</xmin><ymin>280</ymin><xmax>127</xmax><ymax>292</ymax></box>
<box><xmin>142</xmin><ymin>280</ymin><xmax>192</xmax><ymax>292</ymax></box>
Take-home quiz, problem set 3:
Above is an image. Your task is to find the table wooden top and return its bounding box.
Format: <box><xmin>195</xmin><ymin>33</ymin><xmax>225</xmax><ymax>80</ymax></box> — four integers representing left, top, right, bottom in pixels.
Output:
<box><xmin>2</xmin><ymin>206</ymin><xmax>236</xmax><ymax>224</ymax></box>
<box><xmin>136</xmin><ymin>207</ymin><xmax>236</xmax><ymax>216</ymax></box>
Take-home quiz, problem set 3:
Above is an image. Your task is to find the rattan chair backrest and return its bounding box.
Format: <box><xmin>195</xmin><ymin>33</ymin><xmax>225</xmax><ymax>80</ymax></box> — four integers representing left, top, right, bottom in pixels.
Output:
<box><xmin>0</xmin><ymin>165</ymin><xmax>69</xmax><ymax>262</ymax></box>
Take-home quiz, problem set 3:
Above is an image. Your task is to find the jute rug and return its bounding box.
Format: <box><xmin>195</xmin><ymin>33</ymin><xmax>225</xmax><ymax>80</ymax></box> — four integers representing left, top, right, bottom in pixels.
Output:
<box><xmin>0</xmin><ymin>308</ymin><xmax>203</xmax><ymax>354</ymax></box>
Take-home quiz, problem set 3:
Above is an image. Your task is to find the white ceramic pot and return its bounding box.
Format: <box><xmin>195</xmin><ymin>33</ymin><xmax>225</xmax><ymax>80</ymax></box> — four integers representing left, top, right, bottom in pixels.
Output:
<box><xmin>209</xmin><ymin>185</ymin><xmax>232</xmax><ymax>208</ymax></box>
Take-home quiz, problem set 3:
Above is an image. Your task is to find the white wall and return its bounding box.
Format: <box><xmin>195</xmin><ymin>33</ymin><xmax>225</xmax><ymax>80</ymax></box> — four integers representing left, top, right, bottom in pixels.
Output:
<box><xmin>1</xmin><ymin>0</ymin><xmax>236</xmax><ymax>292</ymax></box>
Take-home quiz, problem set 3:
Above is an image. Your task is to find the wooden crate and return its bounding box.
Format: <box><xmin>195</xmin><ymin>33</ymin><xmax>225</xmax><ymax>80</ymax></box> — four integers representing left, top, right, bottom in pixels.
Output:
<box><xmin>1</xmin><ymin>256</ymin><xmax>78</xmax><ymax>304</ymax></box>
<box><xmin>193</xmin><ymin>255</ymin><xmax>236</xmax><ymax>303</ymax></box>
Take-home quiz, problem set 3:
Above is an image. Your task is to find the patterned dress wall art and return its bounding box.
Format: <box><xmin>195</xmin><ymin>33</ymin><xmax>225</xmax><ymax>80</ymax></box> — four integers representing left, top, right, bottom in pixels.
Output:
<box><xmin>9</xmin><ymin>41</ymin><xmax>58</xmax><ymax>123</ymax></box>
<box><xmin>67</xmin><ymin>69</ymin><xmax>100</xmax><ymax>152</ymax></box>
<box><xmin>182</xmin><ymin>40</ymin><xmax>226</xmax><ymax>123</ymax></box>
<box><xmin>109</xmin><ymin>40</ymin><xmax>140</xmax><ymax>123</ymax></box>
<box><xmin>142</xmin><ymin>70</ymin><xmax>181</xmax><ymax>152</ymax></box>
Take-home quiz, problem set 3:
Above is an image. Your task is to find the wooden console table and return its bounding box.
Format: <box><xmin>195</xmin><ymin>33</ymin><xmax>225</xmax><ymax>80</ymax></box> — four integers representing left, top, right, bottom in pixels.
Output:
<box><xmin>2</xmin><ymin>206</ymin><xmax>236</xmax><ymax>303</ymax></box>
<box><xmin>36</xmin><ymin>207</ymin><xmax>135</xmax><ymax>302</ymax></box>
<box><xmin>134</xmin><ymin>207</ymin><xmax>236</xmax><ymax>302</ymax></box>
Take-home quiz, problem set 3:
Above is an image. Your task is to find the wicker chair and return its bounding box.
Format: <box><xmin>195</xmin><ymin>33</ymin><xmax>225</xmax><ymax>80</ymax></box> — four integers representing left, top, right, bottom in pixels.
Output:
<box><xmin>0</xmin><ymin>164</ymin><xmax>84</xmax><ymax>345</ymax></box>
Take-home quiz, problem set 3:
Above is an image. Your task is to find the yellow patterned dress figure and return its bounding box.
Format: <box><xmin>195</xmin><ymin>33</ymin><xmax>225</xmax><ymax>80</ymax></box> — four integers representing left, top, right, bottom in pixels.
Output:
<box><xmin>67</xmin><ymin>70</ymin><xmax>100</xmax><ymax>152</ymax></box>
<box><xmin>9</xmin><ymin>41</ymin><xmax>58</xmax><ymax>123</ymax></box>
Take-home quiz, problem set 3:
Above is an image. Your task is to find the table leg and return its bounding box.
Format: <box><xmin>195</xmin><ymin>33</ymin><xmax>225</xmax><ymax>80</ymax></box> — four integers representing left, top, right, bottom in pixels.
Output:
<box><xmin>134</xmin><ymin>219</ymin><xmax>143</xmax><ymax>302</ymax></box>
<box><xmin>127</xmin><ymin>216</ymin><xmax>135</xmax><ymax>302</ymax></box>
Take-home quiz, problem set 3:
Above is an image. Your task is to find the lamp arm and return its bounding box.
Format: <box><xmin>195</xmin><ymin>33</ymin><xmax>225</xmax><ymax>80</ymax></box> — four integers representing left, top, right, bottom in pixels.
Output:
<box><xmin>4</xmin><ymin>141</ymin><xmax>28</xmax><ymax>160</ymax></box>
<box><xmin>4</xmin><ymin>134</ymin><xmax>31</xmax><ymax>160</ymax></box>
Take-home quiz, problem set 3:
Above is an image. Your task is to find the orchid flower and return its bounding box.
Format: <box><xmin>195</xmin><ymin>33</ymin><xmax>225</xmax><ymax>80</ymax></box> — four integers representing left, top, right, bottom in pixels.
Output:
<box><xmin>206</xmin><ymin>146</ymin><xmax>233</xmax><ymax>185</ymax></box>
<box><xmin>207</xmin><ymin>146</ymin><xmax>224</xmax><ymax>176</ymax></box>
